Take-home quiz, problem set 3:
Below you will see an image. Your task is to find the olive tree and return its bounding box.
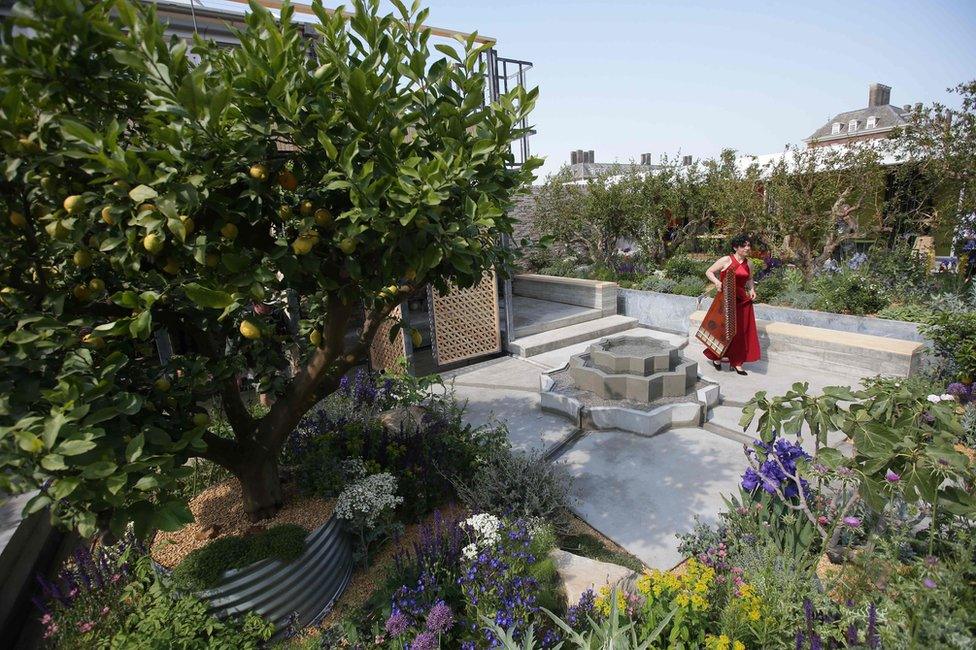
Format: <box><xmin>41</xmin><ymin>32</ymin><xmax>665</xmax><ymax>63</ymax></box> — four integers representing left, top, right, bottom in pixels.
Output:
<box><xmin>0</xmin><ymin>0</ymin><xmax>539</xmax><ymax>536</ymax></box>
<box><xmin>761</xmin><ymin>143</ymin><xmax>886</xmax><ymax>277</ymax></box>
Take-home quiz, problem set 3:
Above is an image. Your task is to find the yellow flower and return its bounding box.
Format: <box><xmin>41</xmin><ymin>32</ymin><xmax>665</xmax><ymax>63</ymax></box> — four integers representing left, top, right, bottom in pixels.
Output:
<box><xmin>734</xmin><ymin>642</ymin><xmax>746</xmax><ymax>650</ymax></box>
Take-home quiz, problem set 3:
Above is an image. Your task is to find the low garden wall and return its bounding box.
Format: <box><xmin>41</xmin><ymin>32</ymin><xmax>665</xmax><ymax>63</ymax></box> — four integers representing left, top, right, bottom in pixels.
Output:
<box><xmin>619</xmin><ymin>288</ymin><xmax>925</xmax><ymax>342</ymax></box>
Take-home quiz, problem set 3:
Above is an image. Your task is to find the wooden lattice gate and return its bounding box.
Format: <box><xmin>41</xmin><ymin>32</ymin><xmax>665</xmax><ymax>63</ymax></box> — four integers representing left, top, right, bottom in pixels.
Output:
<box><xmin>428</xmin><ymin>270</ymin><xmax>501</xmax><ymax>366</ymax></box>
<box><xmin>368</xmin><ymin>304</ymin><xmax>408</xmax><ymax>373</ymax></box>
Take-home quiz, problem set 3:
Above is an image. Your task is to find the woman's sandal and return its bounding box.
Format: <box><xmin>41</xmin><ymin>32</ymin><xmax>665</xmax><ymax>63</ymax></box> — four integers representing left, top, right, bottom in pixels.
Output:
<box><xmin>734</xmin><ymin>367</ymin><xmax>748</xmax><ymax>376</ymax></box>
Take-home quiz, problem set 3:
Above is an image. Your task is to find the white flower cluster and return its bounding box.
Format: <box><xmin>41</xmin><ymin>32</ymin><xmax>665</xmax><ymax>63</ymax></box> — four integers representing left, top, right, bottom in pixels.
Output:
<box><xmin>460</xmin><ymin>512</ymin><xmax>501</xmax><ymax>560</ymax></box>
<box><xmin>927</xmin><ymin>394</ymin><xmax>955</xmax><ymax>403</ymax></box>
<box><xmin>335</xmin><ymin>472</ymin><xmax>403</xmax><ymax>530</ymax></box>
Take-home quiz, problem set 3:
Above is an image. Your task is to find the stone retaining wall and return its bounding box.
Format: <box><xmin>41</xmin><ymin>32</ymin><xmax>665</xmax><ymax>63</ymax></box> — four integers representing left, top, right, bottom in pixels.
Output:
<box><xmin>513</xmin><ymin>274</ymin><xmax>617</xmax><ymax>316</ymax></box>
<box><xmin>619</xmin><ymin>288</ymin><xmax>924</xmax><ymax>342</ymax></box>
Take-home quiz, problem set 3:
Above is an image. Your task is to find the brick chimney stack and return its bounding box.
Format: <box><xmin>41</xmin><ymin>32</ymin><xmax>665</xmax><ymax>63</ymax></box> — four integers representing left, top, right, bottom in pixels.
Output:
<box><xmin>640</xmin><ymin>153</ymin><xmax>653</xmax><ymax>165</ymax></box>
<box><xmin>868</xmin><ymin>83</ymin><xmax>891</xmax><ymax>107</ymax></box>
<box><xmin>571</xmin><ymin>150</ymin><xmax>595</xmax><ymax>164</ymax></box>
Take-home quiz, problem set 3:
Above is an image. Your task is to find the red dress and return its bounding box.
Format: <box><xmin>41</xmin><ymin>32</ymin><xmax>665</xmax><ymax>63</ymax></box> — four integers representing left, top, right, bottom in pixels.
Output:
<box><xmin>704</xmin><ymin>255</ymin><xmax>761</xmax><ymax>366</ymax></box>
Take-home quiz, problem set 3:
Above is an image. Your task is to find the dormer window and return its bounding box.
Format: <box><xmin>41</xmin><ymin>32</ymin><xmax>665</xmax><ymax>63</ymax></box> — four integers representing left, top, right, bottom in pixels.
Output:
<box><xmin>866</xmin><ymin>116</ymin><xmax>878</xmax><ymax>129</ymax></box>
<box><xmin>848</xmin><ymin>119</ymin><xmax>859</xmax><ymax>133</ymax></box>
<box><xmin>831</xmin><ymin>122</ymin><xmax>842</xmax><ymax>135</ymax></box>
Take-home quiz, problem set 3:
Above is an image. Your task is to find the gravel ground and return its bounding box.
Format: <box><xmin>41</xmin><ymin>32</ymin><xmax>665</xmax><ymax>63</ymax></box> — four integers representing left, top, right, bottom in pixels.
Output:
<box><xmin>151</xmin><ymin>478</ymin><xmax>335</xmax><ymax>569</ymax></box>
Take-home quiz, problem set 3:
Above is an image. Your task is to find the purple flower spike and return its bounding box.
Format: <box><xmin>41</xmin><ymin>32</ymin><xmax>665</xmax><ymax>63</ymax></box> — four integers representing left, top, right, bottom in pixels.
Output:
<box><xmin>425</xmin><ymin>601</ymin><xmax>454</xmax><ymax>633</ymax></box>
<box><xmin>884</xmin><ymin>468</ymin><xmax>901</xmax><ymax>483</ymax></box>
<box><xmin>384</xmin><ymin>610</ymin><xmax>409</xmax><ymax>637</ymax></box>
<box><xmin>411</xmin><ymin>631</ymin><xmax>438</xmax><ymax>650</ymax></box>
<box><xmin>843</xmin><ymin>516</ymin><xmax>861</xmax><ymax>528</ymax></box>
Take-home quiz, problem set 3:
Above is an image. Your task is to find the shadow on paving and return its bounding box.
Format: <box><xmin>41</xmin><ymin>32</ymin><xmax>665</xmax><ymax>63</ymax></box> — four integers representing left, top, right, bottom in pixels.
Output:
<box><xmin>556</xmin><ymin>427</ymin><xmax>746</xmax><ymax>570</ymax></box>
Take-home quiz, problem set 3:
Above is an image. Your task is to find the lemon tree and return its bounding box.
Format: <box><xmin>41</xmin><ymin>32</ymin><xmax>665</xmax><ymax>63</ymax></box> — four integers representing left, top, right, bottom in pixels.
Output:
<box><xmin>0</xmin><ymin>0</ymin><xmax>539</xmax><ymax>536</ymax></box>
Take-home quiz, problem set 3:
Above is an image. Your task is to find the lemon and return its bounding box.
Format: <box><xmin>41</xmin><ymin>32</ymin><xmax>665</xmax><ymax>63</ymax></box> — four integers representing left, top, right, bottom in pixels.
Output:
<box><xmin>72</xmin><ymin>284</ymin><xmax>91</xmax><ymax>301</ymax></box>
<box><xmin>9</xmin><ymin>211</ymin><xmax>26</xmax><ymax>228</ymax></box>
<box><xmin>411</xmin><ymin>329</ymin><xmax>423</xmax><ymax>347</ymax></box>
<box><xmin>73</xmin><ymin>249</ymin><xmax>92</xmax><ymax>268</ymax></box>
<box><xmin>220</xmin><ymin>222</ymin><xmax>238</xmax><ymax>240</ymax></box>
<box><xmin>192</xmin><ymin>412</ymin><xmax>211</xmax><ymax>427</ymax></box>
<box><xmin>162</xmin><ymin>257</ymin><xmax>180</xmax><ymax>275</ymax></box>
<box><xmin>249</xmin><ymin>164</ymin><xmax>269</xmax><ymax>181</ymax></box>
<box><xmin>142</xmin><ymin>233</ymin><xmax>163</xmax><ymax>255</ymax></box>
<box><xmin>309</xmin><ymin>329</ymin><xmax>322</xmax><ymax>346</ymax></box>
<box><xmin>314</xmin><ymin>208</ymin><xmax>333</xmax><ymax>227</ymax></box>
<box><xmin>339</xmin><ymin>237</ymin><xmax>357</xmax><ymax>254</ymax></box>
<box><xmin>278</xmin><ymin>205</ymin><xmax>293</xmax><ymax>219</ymax></box>
<box><xmin>154</xmin><ymin>377</ymin><xmax>171</xmax><ymax>392</ymax></box>
<box><xmin>179</xmin><ymin>215</ymin><xmax>195</xmax><ymax>235</ymax></box>
<box><xmin>89</xmin><ymin>278</ymin><xmax>105</xmax><ymax>293</ymax></box>
<box><xmin>82</xmin><ymin>333</ymin><xmax>105</xmax><ymax>349</ymax></box>
<box><xmin>240</xmin><ymin>319</ymin><xmax>262</xmax><ymax>340</ymax></box>
<box><xmin>62</xmin><ymin>195</ymin><xmax>83</xmax><ymax>213</ymax></box>
<box><xmin>299</xmin><ymin>200</ymin><xmax>314</xmax><ymax>216</ymax></box>
<box><xmin>292</xmin><ymin>235</ymin><xmax>315</xmax><ymax>255</ymax></box>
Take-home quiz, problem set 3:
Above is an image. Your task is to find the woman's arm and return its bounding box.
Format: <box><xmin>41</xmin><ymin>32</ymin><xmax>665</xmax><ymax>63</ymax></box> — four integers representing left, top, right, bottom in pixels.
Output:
<box><xmin>705</xmin><ymin>257</ymin><xmax>730</xmax><ymax>291</ymax></box>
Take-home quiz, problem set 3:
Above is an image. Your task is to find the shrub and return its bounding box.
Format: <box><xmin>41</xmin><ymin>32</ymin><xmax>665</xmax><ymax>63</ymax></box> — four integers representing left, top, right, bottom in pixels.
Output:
<box><xmin>639</xmin><ymin>274</ymin><xmax>677</xmax><ymax>293</ymax></box>
<box><xmin>861</xmin><ymin>242</ymin><xmax>934</xmax><ymax>301</ymax></box>
<box><xmin>664</xmin><ymin>255</ymin><xmax>710</xmax><ymax>281</ymax></box>
<box><xmin>769</xmin><ymin>290</ymin><xmax>819</xmax><ymax>310</ymax></box>
<box><xmin>876</xmin><ymin>303</ymin><xmax>934</xmax><ymax>323</ymax></box>
<box><xmin>813</xmin><ymin>270</ymin><xmax>889</xmax><ymax>315</ymax></box>
<box><xmin>673</xmin><ymin>278</ymin><xmax>707</xmax><ymax>296</ymax></box>
<box><xmin>335</xmin><ymin>472</ymin><xmax>403</xmax><ymax>564</ymax></box>
<box><xmin>755</xmin><ymin>272</ymin><xmax>786</xmax><ymax>303</ymax></box>
<box><xmin>171</xmin><ymin>524</ymin><xmax>308</xmax><ymax>591</ymax></box>
<box><xmin>35</xmin><ymin>539</ymin><xmax>272</xmax><ymax>648</ymax></box>
<box><xmin>285</xmin><ymin>373</ymin><xmax>507</xmax><ymax>519</ymax></box>
<box><xmin>452</xmin><ymin>446</ymin><xmax>576</xmax><ymax>532</ymax></box>
<box><xmin>920</xmin><ymin>309</ymin><xmax>976</xmax><ymax>381</ymax></box>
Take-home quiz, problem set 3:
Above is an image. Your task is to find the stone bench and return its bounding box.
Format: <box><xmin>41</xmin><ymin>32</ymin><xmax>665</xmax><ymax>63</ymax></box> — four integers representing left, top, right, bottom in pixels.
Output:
<box><xmin>689</xmin><ymin>311</ymin><xmax>925</xmax><ymax>378</ymax></box>
<box><xmin>513</xmin><ymin>274</ymin><xmax>617</xmax><ymax>316</ymax></box>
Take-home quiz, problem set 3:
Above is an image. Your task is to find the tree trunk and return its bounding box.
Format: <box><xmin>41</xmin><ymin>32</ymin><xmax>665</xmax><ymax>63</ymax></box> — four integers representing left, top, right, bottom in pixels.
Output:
<box><xmin>235</xmin><ymin>454</ymin><xmax>283</xmax><ymax>522</ymax></box>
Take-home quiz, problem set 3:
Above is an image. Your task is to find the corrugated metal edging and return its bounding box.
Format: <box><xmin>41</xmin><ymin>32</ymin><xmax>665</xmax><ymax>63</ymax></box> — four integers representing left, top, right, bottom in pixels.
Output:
<box><xmin>198</xmin><ymin>515</ymin><xmax>353</xmax><ymax>637</ymax></box>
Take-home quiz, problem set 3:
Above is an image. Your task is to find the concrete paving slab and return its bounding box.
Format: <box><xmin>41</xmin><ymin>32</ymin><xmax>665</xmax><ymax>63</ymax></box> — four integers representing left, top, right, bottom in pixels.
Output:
<box><xmin>687</xmin><ymin>338</ymin><xmax>870</xmax><ymax>404</ymax></box>
<box><xmin>558</xmin><ymin>427</ymin><xmax>746</xmax><ymax>570</ymax></box>
<box><xmin>443</xmin><ymin>356</ymin><xmax>544</xmax><ymax>392</ymax></box>
<box><xmin>512</xmin><ymin>296</ymin><xmax>602</xmax><ymax>338</ymax></box>
<box><xmin>436</xmin><ymin>383</ymin><xmax>578</xmax><ymax>455</ymax></box>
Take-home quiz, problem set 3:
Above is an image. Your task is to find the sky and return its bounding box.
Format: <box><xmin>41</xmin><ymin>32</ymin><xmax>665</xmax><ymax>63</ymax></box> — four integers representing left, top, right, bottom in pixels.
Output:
<box><xmin>383</xmin><ymin>0</ymin><xmax>976</xmax><ymax>182</ymax></box>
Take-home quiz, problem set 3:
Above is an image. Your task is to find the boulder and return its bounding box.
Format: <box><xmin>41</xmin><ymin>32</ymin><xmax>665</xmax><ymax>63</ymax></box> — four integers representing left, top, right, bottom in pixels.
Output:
<box><xmin>550</xmin><ymin>548</ymin><xmax>636</xmax><ymax>607</ymax></box>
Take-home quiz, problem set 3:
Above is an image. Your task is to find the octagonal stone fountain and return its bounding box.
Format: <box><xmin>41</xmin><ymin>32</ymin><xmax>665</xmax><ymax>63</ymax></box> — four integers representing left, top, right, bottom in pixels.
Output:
<box><xmin>540</xmin><ymin>335</ymin><xmax>720</xmax><ymax>437</ymax></box>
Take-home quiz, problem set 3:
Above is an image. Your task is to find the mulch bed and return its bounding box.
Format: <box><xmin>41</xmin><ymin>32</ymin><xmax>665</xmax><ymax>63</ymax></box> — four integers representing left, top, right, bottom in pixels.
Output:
<box><xmin>150</xmin><ymin>478</ymin><xmax>335</xmax><ymax>569</ymax></box>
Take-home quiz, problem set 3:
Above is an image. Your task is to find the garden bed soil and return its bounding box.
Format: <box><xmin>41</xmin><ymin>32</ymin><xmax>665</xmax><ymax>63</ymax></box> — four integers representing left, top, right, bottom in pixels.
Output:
<box><xmin>151</xmin><ymin>478</ymin><xmax>334</xmax><ymax>569</ymax></box>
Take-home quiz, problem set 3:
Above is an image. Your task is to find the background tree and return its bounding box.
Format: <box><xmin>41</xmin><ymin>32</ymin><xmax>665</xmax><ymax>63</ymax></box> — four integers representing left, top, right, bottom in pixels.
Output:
<box><xmin>761</xmin><ymin>143</ymin><xmax>886</xmax><ymax>277</ymax></box>
<box><xmin>888</xmin><ymin>80</ymin><xmax>976</xmax><ymax>249</ymax></box>
<box><xmin>0</xmin><ymin>0</ymin><xmax>539</xmax><ymax>536</ymax></box>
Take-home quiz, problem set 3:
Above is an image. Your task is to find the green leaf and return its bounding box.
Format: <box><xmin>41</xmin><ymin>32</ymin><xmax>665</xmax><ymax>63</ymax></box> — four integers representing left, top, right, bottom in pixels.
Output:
<box><xmin>167</xmin><ymin>217</ymin><xmax>187</xmax><ymax>242</ymax></box>
<box><xmin>40</xmin><ymin>454</ymin><xmax>67</xmax><ymax>471</ymax></box>
<box><xmin>61</xmin><ymin>118</ymin><xmax>99</xmax><ymax>146</ymax></box>
<box><xmin>125</xmin><ymin>433</ymin><xmax>145</xmax><ymax>462</ymax></box>
<box><xmin>128</xmin><ymin>184</ymin><xmax>158</xmax><ymax>203</ymax></box>
<box><xmin>51</xmin><ymin>477</ymin><xmax>81</xmax><ymax>500</ymax></box>
<box><xmin>106</xmin><ymin>474</ymin><xmax>127</xmax><ymax>495</ymax></box>
<box><xmin>153</xmin><ymin>500</ymin><xmax>193</xmax><ymax>532</ymax></box>
<box><xmin>25</xmin><ymin>493</ymin><xmax>52</xmax><ymax>515</ymax></box>
<box><xmin>129</xmin><ymin>309</ymin><xmax>152</xmax><ymax>340</ymax></box>
<box><xmin>184</xmin><ymin>283</ymin><xmax>234</xmax><ymax>309</ymax></box>
<box><xmin>82</xmin><ymin>461</ymin><xmax>117</xmax><ymax>479</ymax></box>
<box><xmin>56</xmin><ymin>439</ymin><xmax>97</xmax><ymax>456</ymax></box>
<box><xmin>133</xmin><ymin>475</ymin><xmax>161</xmax><ymax>491</ymax></box>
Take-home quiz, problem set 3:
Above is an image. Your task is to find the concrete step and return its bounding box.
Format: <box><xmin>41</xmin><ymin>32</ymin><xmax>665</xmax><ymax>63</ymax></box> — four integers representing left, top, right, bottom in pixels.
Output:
<box><xmin>513</xmin><ymin>299</ymin><xmax>604</xmax><ymax>338</ymax></box>
<box><xmin>507</xmin><ymin>315</ymin><xmax>639</xmax><ymax>357</ymax></box>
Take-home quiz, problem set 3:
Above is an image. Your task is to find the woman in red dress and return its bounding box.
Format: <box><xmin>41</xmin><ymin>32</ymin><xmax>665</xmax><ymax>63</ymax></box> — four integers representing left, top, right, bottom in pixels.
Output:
<box><xmin>703</xmin><ymin>234</ymin><xmax>761</xmax><ymax>375</ymax></box>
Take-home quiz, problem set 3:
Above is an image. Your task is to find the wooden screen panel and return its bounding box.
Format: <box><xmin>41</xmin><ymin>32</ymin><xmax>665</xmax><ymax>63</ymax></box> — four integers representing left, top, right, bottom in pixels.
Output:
<box><xmin>368</xmin><ymin>305</ymin><xmax>407</xmax><ymax>373</ymax></box>
<box><xmin>429</xmin><ymin>271</ymin><xmax>500</xmax><ymax>366</ymax></box>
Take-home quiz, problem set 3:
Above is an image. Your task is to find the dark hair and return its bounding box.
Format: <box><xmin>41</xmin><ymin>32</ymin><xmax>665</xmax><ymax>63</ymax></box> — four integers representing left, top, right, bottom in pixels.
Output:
<box><xmin>729</xmin><ymin>234</ymin><xmax>751</xmax><ymax>250</ymax></box>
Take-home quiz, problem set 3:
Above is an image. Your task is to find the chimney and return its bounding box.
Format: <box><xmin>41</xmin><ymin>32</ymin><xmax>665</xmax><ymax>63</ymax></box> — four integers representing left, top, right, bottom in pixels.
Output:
<box><xmin>681</xmin><ymin>155</ymin><xmax>692</xmax><ymax>166</ymax></box>
<box><xmin>868</xmin><ymin>83</ymin><xmax>891</xmax><ymax>107</ymax></box>
<box><xmin>640</xmin><ymin>153</ymin><xmax>653</xmax><ymax>165</ymax></box>
<box><xmin>570</xmin><ymin>150</ymin><xmax>578</xmax><ymax>164</ymax></box>
<box><xmin>587</xmin><ymin>150</ymin><xmax>595</xmax><ymax>163</ymax></box>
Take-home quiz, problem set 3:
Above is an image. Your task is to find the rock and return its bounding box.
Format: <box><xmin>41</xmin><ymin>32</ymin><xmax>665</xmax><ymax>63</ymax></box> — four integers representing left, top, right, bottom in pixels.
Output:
<box><xmin>550</xmin><ymin>548</ymin><xmax>636</xmax><ymax>607</ymax></box>
<box><xmin>376</xmin><ymin>405</ymin><xmax>427</xmax><ymax>435</ymax></box>
<box><xmin>195</xmin><ymin>525</ymin><xmax>221</xmax><ymax>541</ymax></box>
